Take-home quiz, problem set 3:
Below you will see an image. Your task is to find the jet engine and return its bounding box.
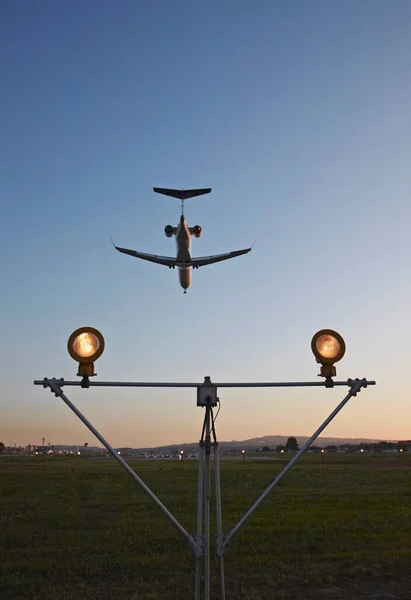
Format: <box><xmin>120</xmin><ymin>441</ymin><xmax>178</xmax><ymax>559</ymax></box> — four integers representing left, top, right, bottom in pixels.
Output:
<box><xmin>192</xmin><ymin>225</ymin><xmax>202</xmax><ymax>238</ymax></box>
<box><xmin>164</xmin><ymin>225</ymin><xmax>174</xmax><ymax>238</ymax></box>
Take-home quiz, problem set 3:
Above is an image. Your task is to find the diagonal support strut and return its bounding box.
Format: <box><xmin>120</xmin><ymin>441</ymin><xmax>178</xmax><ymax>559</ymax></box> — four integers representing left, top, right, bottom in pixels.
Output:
<box><xmin>43</xmin><ymin>378</ymin><xmax>200</xmax><ymax>557</ymax></box>
<box><xmin>221</xmin><ymin>379</ymin><xmax>366</xmax><ymax>552</ymax></box>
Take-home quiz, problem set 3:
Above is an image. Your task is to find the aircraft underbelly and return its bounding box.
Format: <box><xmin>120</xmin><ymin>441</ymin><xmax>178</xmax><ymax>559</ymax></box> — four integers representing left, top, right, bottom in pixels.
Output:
<box><xmin>177</xmin><ymin>248</ymin><xmax>191</xmax><ymax>262</ymax></box>
<box><xmin>176</xmin><ymin>220</ymin><xmax>191</xmax><ymax>261</ymax></box>
<box><xmin>179</xmin><ymin>268</ymin><xmax>191</xmax><ymax>290</ymax></box>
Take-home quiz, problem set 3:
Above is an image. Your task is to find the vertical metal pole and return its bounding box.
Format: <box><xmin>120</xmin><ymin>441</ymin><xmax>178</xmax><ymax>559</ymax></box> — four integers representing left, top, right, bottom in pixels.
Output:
<box><xmin>214</xmin><ymin>442</ymin><xmax>226</xmax><ymax>600</ymax></box>
<box><xmin>204</xmin><ymin>404</ymin><xmax>211</xmax><ymax>600</ymax></box>
<box><xmin>195</xmin><ymin>441</ymin><xmax>205</xmax><ymax>600</ymax></box>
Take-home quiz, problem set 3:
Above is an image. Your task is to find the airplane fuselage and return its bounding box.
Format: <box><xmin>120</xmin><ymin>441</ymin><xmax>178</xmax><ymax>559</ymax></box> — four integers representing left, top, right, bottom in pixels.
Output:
<box><xmin>176</xmin><ymin>215</ymin><xmax>192</xmax><ymax>292</ymax></box>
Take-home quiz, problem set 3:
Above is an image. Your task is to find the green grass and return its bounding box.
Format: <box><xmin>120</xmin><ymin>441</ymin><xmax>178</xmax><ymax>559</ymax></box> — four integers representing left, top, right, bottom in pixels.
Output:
<box><xmin>1</xmin><ymin>453</ymin><xmax>410</xmax><ymax>599</ymax></box>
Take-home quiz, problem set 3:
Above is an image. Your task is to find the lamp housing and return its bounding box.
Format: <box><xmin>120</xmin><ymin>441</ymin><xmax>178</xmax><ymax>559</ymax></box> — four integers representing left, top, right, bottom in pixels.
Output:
<box><xmin>311</xmin><ymin>329</ymin><xmax>346</xmax><ymax>378</ymax></box>
<box><xmin>67</xmin><ymin>327</ymin><xmax>105</xmax><ymax>377</ymax></box>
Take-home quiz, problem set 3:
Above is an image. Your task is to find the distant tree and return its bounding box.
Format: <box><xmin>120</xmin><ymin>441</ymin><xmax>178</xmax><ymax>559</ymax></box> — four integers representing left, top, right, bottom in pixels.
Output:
<box><xmin>285</xmin><ymin>437</ymin><xmax>299</xmax><ymax>452</ymax></box>
<box><xmin>262</xmin><ymin>446</ymin><xmax>271</xmax><ymax>453</ymax></box>
<box><xmin>276</xmin><ymin>444</ymin><xmax>286</xmax><ymax>452</ymax></box>
<box><xmin>0</xmin><ymin>442</ymin><xmax>5</xmax><ymax>454</ymax></box>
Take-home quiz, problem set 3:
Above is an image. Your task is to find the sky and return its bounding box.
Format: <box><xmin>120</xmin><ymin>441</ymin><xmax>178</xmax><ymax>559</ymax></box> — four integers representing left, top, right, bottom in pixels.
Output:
<box><xmin>1</xmin><ymin>0</ymin><xmax>410</xmax><ymax>448</ymax></box>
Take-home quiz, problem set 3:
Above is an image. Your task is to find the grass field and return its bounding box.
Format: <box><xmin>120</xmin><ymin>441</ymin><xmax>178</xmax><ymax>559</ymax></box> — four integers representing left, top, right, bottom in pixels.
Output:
<box><xmin>1</xmin><ymin>453</ymin><xmax>410</xmax><ymax>600</ymax></box>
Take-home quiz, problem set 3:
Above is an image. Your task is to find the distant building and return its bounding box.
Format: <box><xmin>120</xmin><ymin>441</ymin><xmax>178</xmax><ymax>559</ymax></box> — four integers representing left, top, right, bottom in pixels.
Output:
<box><xmin>339</xmin><ymin>444</ymin><xmax>362</xmax><ymax>452</ymax></box>
<box><xmin>324</xmin><ymin>445</ymin><xmax>339</xmax><ymax>453</ymax></box>
<box><xmin>308</xmin><ymin>446</ymin><xmax>322</xmax><ymax>453</ymax></box>
<box><xmin>35</xmin><ymin>445</ymin><xmax>54</xmax><ymax>454</ymax></box>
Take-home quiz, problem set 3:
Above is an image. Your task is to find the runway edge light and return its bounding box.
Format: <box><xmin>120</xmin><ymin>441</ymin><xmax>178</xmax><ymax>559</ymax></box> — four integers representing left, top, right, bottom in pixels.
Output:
<box><xmin>311</xmin><ymin>329</ymin><xmax>346</xmax><ymax>379</ymax></box>
<box><xmin>67</xmin><ymin>327</ymin><xmax>105</xmax><ymax>377</ymax></box>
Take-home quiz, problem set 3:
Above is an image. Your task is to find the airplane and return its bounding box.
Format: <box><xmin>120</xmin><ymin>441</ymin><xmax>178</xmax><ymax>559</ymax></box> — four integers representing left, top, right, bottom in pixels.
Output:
<box><xmin>112</xmin><ymin>187</ymin><xmax>252</xmax><ymax>293</ymax></box>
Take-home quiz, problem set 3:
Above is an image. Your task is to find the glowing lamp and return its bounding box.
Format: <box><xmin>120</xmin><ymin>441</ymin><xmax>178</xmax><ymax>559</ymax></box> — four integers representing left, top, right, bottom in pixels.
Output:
<box><xmin>67</xmin><ymin>327</ymin><xmax>105</xmax><ymax>377</ymax></box>
<box><xmin>311</xmin><ymin>329</ymin><xmax>346</xmax><ymax>378</ymax></box>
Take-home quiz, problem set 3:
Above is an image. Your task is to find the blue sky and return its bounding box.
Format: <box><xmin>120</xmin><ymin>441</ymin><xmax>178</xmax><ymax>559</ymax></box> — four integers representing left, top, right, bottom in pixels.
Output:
<box><xmin>1</xmin><ymin>1</ymin><xmax>410</xmax><ymax>447</ymax></box>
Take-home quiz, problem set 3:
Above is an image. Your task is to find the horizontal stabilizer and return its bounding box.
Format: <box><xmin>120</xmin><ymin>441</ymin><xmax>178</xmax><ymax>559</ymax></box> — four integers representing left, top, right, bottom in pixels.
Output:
<box><xmin>153</xmin><ymin>187</ymin><xmax>211</xmax><ymax>200</ymax></box>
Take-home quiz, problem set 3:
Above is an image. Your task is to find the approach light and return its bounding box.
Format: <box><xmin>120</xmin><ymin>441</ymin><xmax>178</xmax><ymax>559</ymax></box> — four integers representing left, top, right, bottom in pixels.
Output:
<box><xmin>311</xmin><ymin>329</ymin><xmax>346</xmax><ymax>378</ymax></box>
<box><xmin>67</xmin><ymin>327</ymin><xmax>105</xmax><ymax>377</ymax></box>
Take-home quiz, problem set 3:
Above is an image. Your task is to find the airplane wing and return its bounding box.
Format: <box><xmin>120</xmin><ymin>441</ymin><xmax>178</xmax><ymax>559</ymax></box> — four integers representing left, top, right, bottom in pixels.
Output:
<box><xmin>113</xmin><ymin>244</ymin><xmax>176</xmax><ymax>268</ymax></box>
<box><xmin>191</xmin><ymin>247</ymin><xmax>252</xmax><ymax>268</ymax></box>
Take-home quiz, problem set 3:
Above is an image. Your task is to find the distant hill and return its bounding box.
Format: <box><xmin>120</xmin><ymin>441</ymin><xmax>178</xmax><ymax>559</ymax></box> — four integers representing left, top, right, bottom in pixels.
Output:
<box><xmin>133</xmin><ymin>435</ymin><xmax>394</xmax><ymax>453</ymax></box>
<box><xmin>51</xmin><ymin>436</ymin><xmax>398</xmax><ymax>454</ymax></box>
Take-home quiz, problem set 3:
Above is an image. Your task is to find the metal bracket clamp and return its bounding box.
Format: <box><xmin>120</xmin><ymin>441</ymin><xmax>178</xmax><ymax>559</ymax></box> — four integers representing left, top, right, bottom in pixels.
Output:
<box><xmin>80</xmin><ymin>376</ymin><xmax>91</xmax><ymax>388</ymax></box>
<box><xmin>215</xmin><ymin>533</ymin><xmax>226</xmax><ymax>558</ymax></box>
<box><xmin>43</xmin><ymin>377</ymin><xmax>65</xmax><ymax>397</ymax></box>
<box><xmin>347</xmin><ymin>378</ymin><xmax>367</xmax><ymax>395</ymax></box>
<box><xmin>219</xmin><ymin>534</ymin><xmax>233</xmax><ymax>555</ymax></box>
<box><xmin>189</xmin><ymin>534</ymin><xmax>204</xmax><ymax>559</ymax></box>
